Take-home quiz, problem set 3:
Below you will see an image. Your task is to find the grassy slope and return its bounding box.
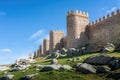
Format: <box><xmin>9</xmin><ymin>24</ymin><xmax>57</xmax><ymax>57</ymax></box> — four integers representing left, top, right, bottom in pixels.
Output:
<box><xmin>1</xmin><ymin>52</ymin><xmax>120</xmax><ymax>80</ymax></box>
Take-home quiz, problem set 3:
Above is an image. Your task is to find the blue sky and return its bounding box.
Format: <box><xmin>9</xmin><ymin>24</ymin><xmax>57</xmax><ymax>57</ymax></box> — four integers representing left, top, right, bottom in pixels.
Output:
<box><xmin>0</xmin><ymin>0</ymin><xmax>120</xmax><ymax>65</ymax></box>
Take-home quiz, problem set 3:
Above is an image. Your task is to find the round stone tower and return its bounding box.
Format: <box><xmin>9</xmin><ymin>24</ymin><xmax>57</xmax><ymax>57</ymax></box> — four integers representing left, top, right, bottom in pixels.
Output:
<box><xmin>67</xmin><ymin>10</ymin><xmax>89</xmax><ymax>48</ymax></box>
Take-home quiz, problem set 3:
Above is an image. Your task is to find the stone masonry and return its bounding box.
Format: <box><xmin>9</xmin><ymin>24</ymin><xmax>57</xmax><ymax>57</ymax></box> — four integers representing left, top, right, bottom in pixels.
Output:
<box><xmin>49</xmin><ymin>30</ymin><xmax>64</xmax><ymax>52</ymax></box>
<box><xmin>67</xmin><ymin>10</ymin><xmax>89</xmax><ymax>48</ymax></box>
<box><xmin>33</xmin><ymin>51</ymin><xmax>37</xmax><ymax>59</ymax></box>
<box><xmin>39</xmin><ymin>45</ymin><xmax>43</xmax><ymax>56</ymax></box>
<box><xmin>88</xmin><ymin>10</ymin><xmax>120</xmax><ymax>51</ymax></box>
<box><xmin>43</xmin><ymin>38</ymin><xmax>49</xmax><ymax>55</ymax></box>
<box><xmin>34</xmin><ymin>9</ymin><xmax>120</xmax><ymax>58</ymax></box>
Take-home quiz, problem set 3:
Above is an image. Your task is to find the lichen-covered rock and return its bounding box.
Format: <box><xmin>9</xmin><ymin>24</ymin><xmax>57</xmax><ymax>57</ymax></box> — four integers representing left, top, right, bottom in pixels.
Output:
<box><xmin>40</xmin><ymin>66</ymin><xmax>53</xmax><ymax>72</ymax></box>
<box><xmin>20</xmin><ymin>74</ymin><xmax>36</xmax><ymax>80</ymax></box>
<box><xmin>51</xmin><ymin>59</ymin><xmax>58</xmax><ymax>65</ymax></box>
<box><xmin>51</xmin><ymin>51</ymin><xmax>60</xmax><ymax>58</ymax></box>
<box><xmin>40</xmin><ymin>64</ymin><xmax>61</xmax><ymax>72</ymax></box>
<box><xmin>59</xmin><ymin>65</ymin><xmax>72</xmax><ymax>70</ymax></box>
<box><xmin>84</xmin><ymin>55</ymin><xmax>114</xmax><ymax>65</ymax></box>
<box><xmin>11</xmin><ymin>64</ymin><xmax>31</xmax><ymax>72</ymax></box>
<box><xmin>108</xmin><ymin>59</ymin><xmax>120</xmax><ymax>70</ymax></box>
<box><xmin>25</xmin><ymin>74</ymin><xmax>36</xmax><ymax>79</ymax></box>
<box><xmin>67</xmin><ymin>58</ymin><xmax>73</xmax><ymax>62</ymax></box>
<box><xmin>0</xmin><ymin>77</ymin><xmax>8</xmax><ymax>80</ymax></box>
<box><xmin>60</xmin><ymin>48</ymin><xmax>68</xmax><ymax>54</ymax></box>
<box><xmin>106</xmin><ymin>73</ymin><xmax>120</xmax><ymax>80</ymax></box>
<box><xmin>0</xmin><ymin>74</ymin><xmax>14</xmax><ymax>80</ymax></box>
<box><xmin>6</xmin><ymin>74</ymin><xmax>14</xmax><ymax>80</ymax></box>
<box><xmin>68</xmin><ymin>48</ymin><xmax>76</xmax><ymax>53</ymax></box>
<box><xmin>0</xmin><ymin>66</ymin><xmax>10</xmax><ymax>71</ymax></box>
<box><xmin>76</xmin><ymin>63</ymin><xmax>96</xmax><ymax>74</ymax></box>
<box><xmin>73</xmin><ymin>63</ymin><xmax>82</xmax><ymax>68</ymax></box>
<box><xmin>96</xmin><ymin>66</ymin><xmax>110</xmax><ymax>73</ymax></box>
<box><xmin>103</xmin><ymin>43</ymin><xmax>115</xmax><ymax>53</ymax></box>
<box><xmin>67</xmin><ymin>48</ymin><xmax>76</xmax><ymax>56</ymax></box>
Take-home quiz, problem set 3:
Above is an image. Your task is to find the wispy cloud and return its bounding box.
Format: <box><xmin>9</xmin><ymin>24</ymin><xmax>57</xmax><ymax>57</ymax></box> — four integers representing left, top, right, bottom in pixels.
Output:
<box><xmin>102</xmin><ymin>0</ymin><xmax>120</xmax><ymax>13</ymax></box>
<box><xmin>29</xmin><ymin>29</ymin><xmax>50</xmax><ymax>44</ymax></box>
<box><xmin>1</xmin><ymin>49</ymin><xmax>12</xmax><ymax>53</ymax></box>
<box><xmin>30</xmin><ymin>29</ymin><xmax>44</xmax><ymax>39</ymax></box>
<box><xmin>0</xmin><ymin>12</ymin><xmax>6</xmax><ymax>16</ymax></box>
<box><xmin>106</xmin><ymin>7</ymin><xmax>117</xmax><ymax>13</ymax></box>
<box><xmin>37</xmin><ymin>34</ymin><xmax>49</xmax><ymax>43</ymax></box>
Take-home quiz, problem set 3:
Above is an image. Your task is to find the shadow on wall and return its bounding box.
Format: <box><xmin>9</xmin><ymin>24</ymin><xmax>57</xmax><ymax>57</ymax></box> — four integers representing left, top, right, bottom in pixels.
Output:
<box><xmin>78</xmin><ymin>26</ymin><xmax>89</xmax><ymax>48</ymax></box>
<box><xmin>88</xmin><ymin>24</ymin><xmax>120</xmax><ymax>52</ymax></box>
<box><xmin>54</xmin><ymin>38</ymin><xmax>64</xmax><ymax>51</ymax></box>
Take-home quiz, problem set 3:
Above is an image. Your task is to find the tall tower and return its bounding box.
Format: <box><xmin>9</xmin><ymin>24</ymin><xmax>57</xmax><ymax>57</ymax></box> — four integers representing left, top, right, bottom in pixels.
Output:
<box><xmin>49</xmin><ymin>30</ymin><xmax>64</xmax><ymax>52</ymax></box>
<box><xmin>67</xmin><ymin>10</ymin><xmax>89</xmax><ymax>48</ymax></box>
<box><xmin>43</xmin><ymin>38</ymin><xmax>49</xmax><ymax>55</ymax></box>
<box><xmin>39</xmin><ymin>45</ymin><xmax>43</xmax><ymax>56</ymax></box>
<box><xmin>33</xmin><ymin>51</ymin><xmax>37</xmax><ymax>59</ymax></box>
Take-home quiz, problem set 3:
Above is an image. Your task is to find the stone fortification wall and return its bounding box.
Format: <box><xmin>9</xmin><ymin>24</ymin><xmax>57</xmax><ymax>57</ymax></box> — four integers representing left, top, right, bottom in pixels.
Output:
<box><xmin>62</xmin><ymin>37</ymin><xmax>67</xmax><ymax>48</ymax></box>
<box><xmin>88</xmin><ymin>9</ymin><xmax>120</xmax><ymax>51</ymax></box>
<box><xmin>33</xmin><ymin>51</ymin><xmax>37</xmax><ymax>59</ymax></box>
<box><xmin>39</xmin><ymin>45</ymin><xmax>43</xmax><ymax>56</ymax></box>
<box><xmin>36</xmin><ymin>49</ymin><xmax>40</xmax><ymax>57</ymax></box>
<box><xmin>67</xmin><ymin>10</ymin><xmax>89</xmax><ymax>48</ymax></box>
<box><xmin>49</xmin><ymin>30</ymin><xmax>64</xmax><ymax>52</ymax></box>
<box><xmin>34</xmin><ymin>9</ymin><xmax>120</xmax><ymax>58</ymax></box>
<box><xmin>43</xmin><ymin>39</ymin><xmax>50</xmax><ymax>55</ymax></box>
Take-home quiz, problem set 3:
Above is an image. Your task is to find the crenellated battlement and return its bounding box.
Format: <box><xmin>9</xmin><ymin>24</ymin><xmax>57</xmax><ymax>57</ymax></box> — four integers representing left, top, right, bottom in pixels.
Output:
<box><xmin>34</xmin><ymin>9</ymin><xmax>120</xmax><ymax>59</ymax></box>
<box><xmin>49</xmin><ymin>30</ymin><xmax>64</xmax><ymax>52</ymax></box>
<box><xmin>89</xmin><ymin>9</ymin><xmax>120</xmax><ymax>26</ymax></box>
<box><xmin>67</xmin><ymin>10</ymin><xmax>89</xmax><ymax>17</ymax></box>
<box><xmin>50</xmin><ymin>30</ymin><xmax>64</xmax><ymax>33</ymax></box>
<box><xmin>44</xmin><ymin>38</ymin><xmax>49</xmax><ymax>41</ymax></box>
<box><xmin>43</xmin><ymin>38</ymin><xmax>49</xmax><ymax>56</ymax></box>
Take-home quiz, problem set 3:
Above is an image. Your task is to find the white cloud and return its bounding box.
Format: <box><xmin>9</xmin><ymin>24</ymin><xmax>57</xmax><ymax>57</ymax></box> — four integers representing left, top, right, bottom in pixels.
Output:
<box><xmin>29</xmin><ymin>29</ymin><xmax>50</xmax><ymax>44</ymax></box>
<box><xmin>30</xmin><ymin>29</ymin><xmax>44</xmax><ymax>39</ymax></box>
<box><xmin>1</xmin><ymin>49</ymin><xmax>12</xmax><ymax>53</ymax></box>
<box><xmin>102</xmin><ymin>0</ymin><xmax>120</xmax><ymax>13</ymax></box>
<box><xmin>37</xmin><ymin>34</ymin><xmax>49</xmax><ymax>43</ymax></box>
<box><xmin>0</xmin><ymin>12</ymin><xmax>6</xmax><ymax>16</ymax></box>
<box><xmin>106</xmin><ymin>7</ymin><xmax>117</xmax><ymax>13</ymax></box>
<box><xmin>111</xmin><ymin>7</ymin><xmax>117</xmax><ymax>11</ymax></box>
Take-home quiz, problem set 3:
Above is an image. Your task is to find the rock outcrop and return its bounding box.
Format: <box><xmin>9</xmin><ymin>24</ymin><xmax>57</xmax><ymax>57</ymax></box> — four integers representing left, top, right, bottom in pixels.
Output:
<box><xmin>84</xmin><ymin>55</ymin><xmax>114</xmax><ymax>65</ymax></box>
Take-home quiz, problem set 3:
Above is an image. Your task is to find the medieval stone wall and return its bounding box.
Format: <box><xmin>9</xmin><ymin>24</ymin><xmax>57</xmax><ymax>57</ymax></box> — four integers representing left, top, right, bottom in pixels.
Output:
<box><xmin>49</xmin><ymin>30</ymin><xmax>64</xmax><ymax>52</ymax></box>
<box><xmin>88</xmin><ymin>10</ymin><xmax>120</xmax><ymax>51</ymax></box>
<box><xmin>66</xmin><ymin>10</ymin><xmax>89</xmax><ymax>48</ymax></box>
<box><xmin>62</xmin><ymin>37</ymin><xmax>67</xmax><ymax>48</ymax></box>
<box><xmin>43</xmin><ymin>39</ymin><xmax>49</xmax><ymax>55</ymax></box>
<box><xmin>39</xmin><ymin>45</ymin><xmax>43</xmax><ymax>56</ymax></box>
<box><xmin>37</xmin><ymin>49</ymin><xmax>40</xmax><ymax>57</ymax></box>
<box><xmin>33</xmin><ymin>51</ymin><xmax>37</xmax><ymax>59</ymax></box>
<box><xmin>33</xmin><ymin>9</ymin><xmax>120</xmax><ymax>58</ymax></box>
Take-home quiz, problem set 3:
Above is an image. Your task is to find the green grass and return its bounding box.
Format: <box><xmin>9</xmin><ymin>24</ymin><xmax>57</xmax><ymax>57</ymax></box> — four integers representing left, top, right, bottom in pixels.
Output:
<box><xmin>1</xmin><ymin>51</ymin><xmax>120</xmax><ymax>80</ymax></box>
<box><xmin>0</xmin><ymin>72</ymin><xmax>4</xmax><ymax>78</ymax></box>
<box><xmin>56</xmin><ymin>51</ymin><xmax>120</xmax><ymax>67</ymax></box>
<box><xmin>32</xmin><ymin>70</ymin><xmax>85</xmax><ymax>80</ymax></box>
<box><xmin>105</xmin><ymin>51</ymin><xmax>120</xmax><ymax>57</ymax></box>
<box><xmin>35</xmin><ymin>52</ymin><xmax>100</xmax><ymax>66</ymax></box>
